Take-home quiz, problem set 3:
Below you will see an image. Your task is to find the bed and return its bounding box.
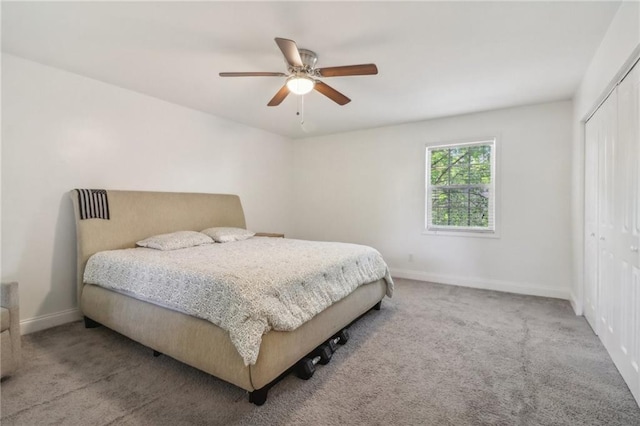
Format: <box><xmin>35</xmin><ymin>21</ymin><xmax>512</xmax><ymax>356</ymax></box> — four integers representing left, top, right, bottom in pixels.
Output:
<box><xmin>70</xmin><ymin>189</ymin><xmax>392</xmax><ymax>405</ymax></box>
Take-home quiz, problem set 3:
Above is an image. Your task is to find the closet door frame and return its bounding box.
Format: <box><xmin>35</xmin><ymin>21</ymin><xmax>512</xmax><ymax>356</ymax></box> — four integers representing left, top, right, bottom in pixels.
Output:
<box><xmin>584</xmin><ymin>105</ymin><xmax>600</xmax><ymax>334</ymax></box>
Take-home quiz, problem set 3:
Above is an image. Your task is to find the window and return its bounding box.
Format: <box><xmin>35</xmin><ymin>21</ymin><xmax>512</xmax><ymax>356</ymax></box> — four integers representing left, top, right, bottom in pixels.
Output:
<box><xmin>425</xmin><ymin>138</ymin><xmax>496</xmax><ymax>234</ymax></box>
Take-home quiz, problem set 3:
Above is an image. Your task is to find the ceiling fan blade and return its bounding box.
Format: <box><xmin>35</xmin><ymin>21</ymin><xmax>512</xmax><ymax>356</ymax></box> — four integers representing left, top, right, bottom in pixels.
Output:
<box><xmin>317</xmin><ymin>64</ymin><xmax>378</xmax><ymax>77</ymax></box>
<box><xmin>267</xmin><ymin>84</ymin><xmax>290</xmax><ymax>106</ymax></box>
<box><xmin>219</xmin><ymin>72</ymin><xmax>287</xmax><ymax>77</ymax></box>
<box><xmin>314</xmin><ymin>81</ymin><xmax>351</xmax><ymax>105</ymax></box>
<box><xmin>275</xmin><ymin>37</ymin><xmax>303</xmax><ymax>67</ymax></box>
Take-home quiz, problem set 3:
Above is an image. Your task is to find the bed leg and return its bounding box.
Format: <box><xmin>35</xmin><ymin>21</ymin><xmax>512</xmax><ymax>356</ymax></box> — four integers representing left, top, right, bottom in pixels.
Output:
<box><xmin>373</xmin><ymin>301</ymin><xmax>382</xmax><ymax>311</ymax></box>
<box><xmin>249</xmin><ymin>387</ymin><xmax>269</xmax><ymax>406</ymax></box>
<box><xmin>84</xmin><ymin>316</ymin><xmax>101</xmax><ymax>328</ymax></box>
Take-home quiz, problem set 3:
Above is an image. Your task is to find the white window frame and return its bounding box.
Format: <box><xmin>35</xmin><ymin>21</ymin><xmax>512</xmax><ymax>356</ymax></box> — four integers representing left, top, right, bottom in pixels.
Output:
<box><xmin>424</xmin><ymin>137</ymin><xmax>500</xmax><ymax>238</ymax></box>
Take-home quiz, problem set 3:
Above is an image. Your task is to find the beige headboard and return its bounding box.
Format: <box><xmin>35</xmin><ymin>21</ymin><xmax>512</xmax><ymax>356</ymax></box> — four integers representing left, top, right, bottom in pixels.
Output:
<box><xmin>70</xmin><ymin>190</ymin><xmax>246</xmax><ymax>303</ymax></box>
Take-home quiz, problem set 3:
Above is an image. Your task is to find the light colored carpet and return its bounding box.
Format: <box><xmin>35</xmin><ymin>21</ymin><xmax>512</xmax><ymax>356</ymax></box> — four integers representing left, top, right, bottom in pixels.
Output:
<box><xmin>1</xmin><ymin>279</ymin><xmax>639</xmax><ymax>425</ymax></box>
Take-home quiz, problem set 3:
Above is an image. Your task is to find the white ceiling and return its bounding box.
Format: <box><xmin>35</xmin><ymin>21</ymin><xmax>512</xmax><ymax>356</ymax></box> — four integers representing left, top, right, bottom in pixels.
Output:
<box><xmin>2</xmin><ymin>1</ymin><xmax>620</xmax><ymax>139</ymax></box>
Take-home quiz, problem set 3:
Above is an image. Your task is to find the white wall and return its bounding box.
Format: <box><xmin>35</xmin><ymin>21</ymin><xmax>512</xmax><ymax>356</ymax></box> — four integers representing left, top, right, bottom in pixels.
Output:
<box><xmin>1</xmin><ymin>54</ymin><xmax>293</xmax><ymax>332</ymax></box>
<box><xmin>570</xmin><ymin>2</ymin><xmax>640</xmax><ymax>314</ymax></box>
<box><xmin>291</xmin><ymin>101</ymin><xmax>573</xmax><ymax>299</ymax></box>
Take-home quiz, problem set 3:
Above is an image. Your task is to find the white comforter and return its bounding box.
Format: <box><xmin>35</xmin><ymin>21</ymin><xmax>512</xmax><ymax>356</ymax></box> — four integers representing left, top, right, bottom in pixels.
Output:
<box><xmin>84</xmin><ymin>237</ymin><xmax>394</xmax><ymax>365</ymax></box>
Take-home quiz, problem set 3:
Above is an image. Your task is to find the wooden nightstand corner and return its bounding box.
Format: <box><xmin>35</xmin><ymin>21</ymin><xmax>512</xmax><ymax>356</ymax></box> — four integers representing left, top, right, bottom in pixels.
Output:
<box><xmin>254</xmin><ymin>232</ymin><xmax>285</xmax><ymax>238</ymax></box>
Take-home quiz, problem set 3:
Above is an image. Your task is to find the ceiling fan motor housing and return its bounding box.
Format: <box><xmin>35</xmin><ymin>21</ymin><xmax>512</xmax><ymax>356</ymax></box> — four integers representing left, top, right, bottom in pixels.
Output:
<box><xmin>297</xmin><ymin>49</ymin><xmax>318</xmax><ymax>72</ymax></box>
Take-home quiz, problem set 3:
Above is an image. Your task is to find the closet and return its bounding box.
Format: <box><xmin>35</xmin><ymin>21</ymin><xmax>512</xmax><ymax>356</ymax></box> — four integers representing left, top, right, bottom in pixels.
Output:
<box><xmin>584</xmin><ymin>60</ymin><xmax>639</xmax><ymax>405</ymax></box>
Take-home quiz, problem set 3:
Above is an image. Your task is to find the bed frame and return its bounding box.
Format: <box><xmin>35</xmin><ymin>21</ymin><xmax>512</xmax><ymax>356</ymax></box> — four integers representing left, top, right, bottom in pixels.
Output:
<box><xmin>70</xmin><ymin>190</ymin><xmax>386</xmax><ymax>405</ymax></box>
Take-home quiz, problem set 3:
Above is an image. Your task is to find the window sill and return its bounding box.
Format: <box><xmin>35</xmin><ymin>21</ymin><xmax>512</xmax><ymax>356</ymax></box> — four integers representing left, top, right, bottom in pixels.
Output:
<box><xmin>422</xmin><ymin>228</ymin><xmax>500</xmax><ymax>239</ymax></box>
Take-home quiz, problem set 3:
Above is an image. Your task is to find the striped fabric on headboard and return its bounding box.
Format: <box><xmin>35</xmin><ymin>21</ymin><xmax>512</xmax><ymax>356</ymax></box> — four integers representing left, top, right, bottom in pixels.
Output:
<box><xmin>76</xmin><ymin>189</ymin><xmax>110</xmax><ymax>220</ymax></box>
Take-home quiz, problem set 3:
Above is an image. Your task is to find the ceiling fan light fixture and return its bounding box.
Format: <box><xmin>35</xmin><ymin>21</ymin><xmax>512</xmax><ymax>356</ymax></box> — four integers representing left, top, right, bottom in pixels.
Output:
<box><xmin>286</xmin><ymin>75</ymin><xmax>315</xmax><ymax>95</ymax></box>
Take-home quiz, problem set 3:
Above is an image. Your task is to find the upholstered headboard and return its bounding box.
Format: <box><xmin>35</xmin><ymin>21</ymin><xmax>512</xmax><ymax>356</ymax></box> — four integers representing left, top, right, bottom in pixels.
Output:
<box><xmin>70</xmin><ymin>190</ymin><xmax>246</xmax><ymax>302</ymax></box>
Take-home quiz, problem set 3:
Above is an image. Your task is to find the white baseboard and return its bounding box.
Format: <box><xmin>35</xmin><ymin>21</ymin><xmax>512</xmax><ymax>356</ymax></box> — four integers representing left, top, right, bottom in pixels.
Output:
<box><xmin>569</xmin><ymin>292</ymin><xmax>583</xmax><ymax>316</ymax></box>
<box><xmin>20</xmin><ymin>308</ymin><xmax>82</xmax><ymax>335</ymax></box>
<box><xmin>390</xmin><ymin>268</ymin><xmax>570</xmax><ymax>300</ymax></box>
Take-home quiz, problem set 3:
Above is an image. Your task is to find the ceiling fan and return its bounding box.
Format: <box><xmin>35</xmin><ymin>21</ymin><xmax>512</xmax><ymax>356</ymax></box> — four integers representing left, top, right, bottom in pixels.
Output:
<box><xmin>219</xmin><ymin>37</ymin><xmax>378</xmax><ymax>107</ymax></box>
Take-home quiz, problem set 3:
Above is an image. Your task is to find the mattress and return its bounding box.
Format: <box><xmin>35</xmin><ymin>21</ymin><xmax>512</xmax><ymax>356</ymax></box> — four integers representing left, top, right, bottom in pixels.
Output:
<box><xmin>84</xmin><ymin>237</ymin><xmax>393</xmax><ymax>365</ymax></box>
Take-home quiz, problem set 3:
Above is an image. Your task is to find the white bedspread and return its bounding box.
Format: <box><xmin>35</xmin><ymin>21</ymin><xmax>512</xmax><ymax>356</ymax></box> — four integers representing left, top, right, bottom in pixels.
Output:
<box><xmin>84</xmin><ymin>237</ymin><xmax>393</xmax><ymax>365</ymax></box>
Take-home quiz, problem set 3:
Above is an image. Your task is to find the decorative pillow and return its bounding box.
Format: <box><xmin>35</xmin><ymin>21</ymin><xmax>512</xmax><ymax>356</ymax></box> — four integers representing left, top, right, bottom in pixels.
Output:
<box><xmin>136</xmin><ymin>231</ymin><xmax>213</xmax><ymax>250</ymax></box>
<box><xmin>201</xmin><ymin>227</ymin><xmax>255</xmax><ymax>243</ymax></box>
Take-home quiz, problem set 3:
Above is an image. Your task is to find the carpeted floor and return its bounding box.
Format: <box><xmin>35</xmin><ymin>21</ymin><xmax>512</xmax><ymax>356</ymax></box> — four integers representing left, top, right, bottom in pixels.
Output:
<box><xmin>1</xmin><ymin>279</ymin><xmax>639</xmax><ymax>425</ymax></box>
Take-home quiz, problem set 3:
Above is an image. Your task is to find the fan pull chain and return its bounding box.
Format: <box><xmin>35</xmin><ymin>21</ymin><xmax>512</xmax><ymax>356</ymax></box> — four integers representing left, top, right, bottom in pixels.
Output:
<box><xmin>296</xmin><ymin>95</ymin><xmax>305</xmax><ymax>126</ymax></box>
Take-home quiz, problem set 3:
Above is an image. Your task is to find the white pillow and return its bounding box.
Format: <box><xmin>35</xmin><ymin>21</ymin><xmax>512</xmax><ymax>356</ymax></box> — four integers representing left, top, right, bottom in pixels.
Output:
<box><xmin>136</xmin><ymin>231</ymin><xmax>213</xmax><ymax>250</ymax></box>
<box><xmin>201</xmin><ymin>227</ymin><xmax>255</xmax><ymax>243</ymax></box>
